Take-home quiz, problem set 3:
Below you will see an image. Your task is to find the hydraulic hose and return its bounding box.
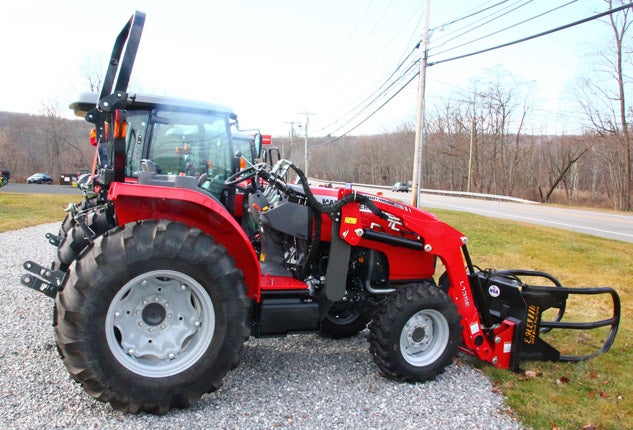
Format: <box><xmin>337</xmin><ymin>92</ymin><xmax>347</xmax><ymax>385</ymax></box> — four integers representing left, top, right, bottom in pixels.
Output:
<box><xmin>285</xmin><ymin>163</ymin><xmax>387</xmax><ymax>220</ymax></box>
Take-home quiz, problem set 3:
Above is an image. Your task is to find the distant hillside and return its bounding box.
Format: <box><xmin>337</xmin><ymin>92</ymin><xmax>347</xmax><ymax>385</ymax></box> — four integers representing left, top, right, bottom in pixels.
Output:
<box><xmin>0</xmin><ymin>111</ymin><xmax>93</xmax><ymax>183</ymax></box>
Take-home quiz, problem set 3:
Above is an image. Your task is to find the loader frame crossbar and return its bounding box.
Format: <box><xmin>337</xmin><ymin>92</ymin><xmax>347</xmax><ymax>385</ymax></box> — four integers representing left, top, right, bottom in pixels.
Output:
<box><xmin>524</xmin><ymin>283</ymin><xmax>620</xmax><ymax>362</ymax></box>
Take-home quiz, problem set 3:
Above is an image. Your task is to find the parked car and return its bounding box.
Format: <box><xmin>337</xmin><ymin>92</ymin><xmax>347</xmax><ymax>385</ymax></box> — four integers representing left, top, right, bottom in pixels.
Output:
<box><xmin>27</xmin><ymin>173</ymin><xmax>53</xmax><ymax>184</ymax></box>
<box><xmin>0</xmin><ymin>169</ymin><xmax>8</xmax><ymax>187</ymax></box>
<box><xmin>391</xmin><ymin>181</ymin><xmax>409</xmax><ymax>192</ymax></box>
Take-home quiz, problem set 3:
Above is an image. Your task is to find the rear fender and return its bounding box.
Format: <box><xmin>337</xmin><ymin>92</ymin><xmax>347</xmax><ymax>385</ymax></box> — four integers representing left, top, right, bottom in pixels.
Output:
<box><xmin>108</xmin><ymin>182</ymin><xmax>261</xmax><ymax>300</ymax></box>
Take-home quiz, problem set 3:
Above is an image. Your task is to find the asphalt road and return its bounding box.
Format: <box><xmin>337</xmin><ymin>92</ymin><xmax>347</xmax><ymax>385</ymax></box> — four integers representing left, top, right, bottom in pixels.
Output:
<box><xmin>0</xmin><ymin>183</ymin><xmax>83</xmax><ymax>195</ymax></box>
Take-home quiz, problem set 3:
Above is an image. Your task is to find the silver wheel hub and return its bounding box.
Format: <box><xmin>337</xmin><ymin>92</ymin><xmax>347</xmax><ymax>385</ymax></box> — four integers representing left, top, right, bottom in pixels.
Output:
<box><xmin>400</xmin><ymin>309</ymin><xmax>449</xmax><ymax>367</ymax></box>
<box><xmin>105</xmin><ymin>270</ymin><xmax>214</xmax><ymax>378</ymax></box>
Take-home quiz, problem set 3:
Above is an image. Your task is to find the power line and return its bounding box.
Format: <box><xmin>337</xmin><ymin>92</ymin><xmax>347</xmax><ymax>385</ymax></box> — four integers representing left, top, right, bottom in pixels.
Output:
<box><xmin>430</xmin><ymin>0</ymin><xmax>511</xmax><ymax>32</ymax></box>
<box><xmin>324</xmin><ymin>0</ymin><xmax>397</xmax><ymax>94</ymax></box>
<box><xmin>317</xmin><ymin>4</ymin><xmax>424</xmax><ymax>135</ymax></box>
<box><xmin>316</xmin><ymin>3</ymin><xmax>633</xmax><ymax>145</ymax></box>
<box><xmin>320</xmin><ymin>57</ymin><xmax>420</xmax><ymax>136</ymax></box>
<box><xmin>430</xmin><ymin>0</ymin><xmax>577</xmax><ymax>58</ymax></box>
<box><xmin>318</xmin><ymin>43</ymin><xmax>418</xmax><ymax>134</ymax></box>
<box><xmin>429</xmin><ymin>2</ymin><xmax>633</xmax><ymax>67</ymax></box>
<box><xmin>315</xmin><ymin>70</ymin><xmax>419</xmax><ymax>147</ymax></box>
<box><xmin>323</xmin><ymin>1</ymin><xmax>375</xmax><ymax>79</ymax></box>
<box><xmin>318</xmin><ymin>1</ymin><xmax>532</xmax><ymax>137</ymax></box>
<box><xmin>430</xmin><ymin>0</ymin><xmax>535</xmax><ymax>50</ymax></box>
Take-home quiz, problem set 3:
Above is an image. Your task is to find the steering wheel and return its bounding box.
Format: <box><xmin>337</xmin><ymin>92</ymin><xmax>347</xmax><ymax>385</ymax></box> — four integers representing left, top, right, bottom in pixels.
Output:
<box><xmin>224</xmin><ymin>162</ymin><xmax>268</xmax><ymax>191</ymax></box>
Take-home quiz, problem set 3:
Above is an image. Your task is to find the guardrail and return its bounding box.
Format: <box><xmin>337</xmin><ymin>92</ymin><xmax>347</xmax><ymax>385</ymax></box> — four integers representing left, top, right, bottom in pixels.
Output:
<box><xmin>309</xmin><ymin>179</ymin><xmax>539</xmax><ymax>205</ymax></box>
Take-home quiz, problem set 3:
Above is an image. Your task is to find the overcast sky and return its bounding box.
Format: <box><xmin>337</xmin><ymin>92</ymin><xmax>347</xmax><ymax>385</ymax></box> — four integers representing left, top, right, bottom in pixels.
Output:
<box><xmin>0</xmin><ymin>0</ymin><xmax>622</xmax><ymax>137</ymax></box>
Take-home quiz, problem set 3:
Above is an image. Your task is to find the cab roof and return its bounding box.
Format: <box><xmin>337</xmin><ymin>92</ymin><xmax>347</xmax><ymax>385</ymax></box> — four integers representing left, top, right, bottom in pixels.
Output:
<box><xmin>69</xmin><ymin>92</ymin><xmax>236</xmax><ymax>118</ymax></box>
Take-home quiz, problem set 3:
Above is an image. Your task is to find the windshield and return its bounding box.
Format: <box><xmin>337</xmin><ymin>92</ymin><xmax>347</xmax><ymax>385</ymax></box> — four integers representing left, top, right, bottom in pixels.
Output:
<box><xmin>147</xmin><ymin>110</ymin><xmax>231</xmax><ymax>178</ymax></box>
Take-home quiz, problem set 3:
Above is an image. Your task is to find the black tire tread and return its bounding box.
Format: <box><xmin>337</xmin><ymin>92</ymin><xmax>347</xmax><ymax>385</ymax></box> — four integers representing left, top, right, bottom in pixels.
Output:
<box><xmin>54</xmin><ymin>204</ymin><xmax>113</xmax><ymax>271</ymax></box>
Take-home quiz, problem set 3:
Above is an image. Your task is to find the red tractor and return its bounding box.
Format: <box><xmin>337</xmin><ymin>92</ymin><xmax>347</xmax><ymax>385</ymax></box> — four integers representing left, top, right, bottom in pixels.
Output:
<box><xmin>21</xmin><ymin>11</ymin><xmax>620</xmax><ymax>414</ymax></box>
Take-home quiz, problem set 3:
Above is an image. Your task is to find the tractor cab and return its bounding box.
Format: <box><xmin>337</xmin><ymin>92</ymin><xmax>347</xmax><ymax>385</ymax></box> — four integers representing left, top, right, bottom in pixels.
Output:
<box><xmin>70</xmin><ymin>92</ymin><xmax>263</xmax><ymax>212</ymax></box>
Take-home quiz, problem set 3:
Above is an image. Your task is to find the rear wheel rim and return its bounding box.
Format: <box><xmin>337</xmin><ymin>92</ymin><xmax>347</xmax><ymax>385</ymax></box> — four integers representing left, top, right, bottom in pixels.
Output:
<box><xmin>399</xmin><ymin>309</ymin><xmax>449</xmax><ymax>367</ymax></box>
<box><xmin>105</xmin><ymin>269</ymin><xmax>215</xmax><ymax>378</ymax></box>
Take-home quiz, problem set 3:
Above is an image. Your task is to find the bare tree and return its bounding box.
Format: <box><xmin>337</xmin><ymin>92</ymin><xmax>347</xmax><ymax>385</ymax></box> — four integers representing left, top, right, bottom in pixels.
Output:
<box><xmin>537</xmin><ymin>138</ymin><xmax>589</xmax><ymax>203</ymax></box>
<box><xmin>424</xmin><ymin>69</ymin><xmax>533</xmax><ymax>197</ymax></box>
<box><xmin>577</xmin><ymin>0</ymin><xmax>633</xmax><ymax>210</ymax></box>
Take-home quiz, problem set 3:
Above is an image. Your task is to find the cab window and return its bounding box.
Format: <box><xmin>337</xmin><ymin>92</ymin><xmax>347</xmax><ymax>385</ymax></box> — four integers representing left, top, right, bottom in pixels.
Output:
<box><xmin>148</xmin><ymin>110</ymin><xmax>230</xmax><ymax>177</ymax></box>
<box><xmin>124</xmin><ymin>110</ymin><xmax>150</xmax><ymax>177</ymax></box>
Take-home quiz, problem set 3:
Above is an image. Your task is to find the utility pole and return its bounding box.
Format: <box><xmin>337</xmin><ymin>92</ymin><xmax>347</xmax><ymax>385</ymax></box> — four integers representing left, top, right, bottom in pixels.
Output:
<box><xmin>468</xmin><ymin>118</ymin><xmax>475</xmax><ymax>193</ymax></box>
<box><xmin>298</xmin><ymin>111</ymin><xmax>316</xmax><ymax>177</ymax></box>
<box><xmin>284</xmin><ymin>121</ymin><xmax>299</xmax><ymax>159</ymax></box>
<box><xmin>411</xmin><ymin>0</ymin><xmax>430</xmax><ymax>208</ymax></box>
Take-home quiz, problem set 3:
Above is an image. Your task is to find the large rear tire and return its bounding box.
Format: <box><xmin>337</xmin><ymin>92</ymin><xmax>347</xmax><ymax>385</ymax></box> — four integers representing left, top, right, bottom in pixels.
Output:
<box><xmin>369</xmin><ymin>283</ymin><xmax>461</xmax><ymax>381</ymax></box>
<box><xmin>55</xmin><ymin>220</ymin><xmax>250</xmax><ymax>414</ymax></box>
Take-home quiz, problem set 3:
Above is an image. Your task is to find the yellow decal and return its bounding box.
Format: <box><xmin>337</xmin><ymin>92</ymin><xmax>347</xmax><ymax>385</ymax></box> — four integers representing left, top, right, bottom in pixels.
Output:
<box><xmin>259</xmin><ymin>253</ymin><xmax>266</xmax><ymax>262</ymax></box>
<box><xmin>523</xmin><ymin>304</ymin><xmax>540</xmax><ymax>345</ymax></box>
<box><xmin>344</xmin><ymin>217</ymin><xmax>357</xmax><ymax>224</ymax></box>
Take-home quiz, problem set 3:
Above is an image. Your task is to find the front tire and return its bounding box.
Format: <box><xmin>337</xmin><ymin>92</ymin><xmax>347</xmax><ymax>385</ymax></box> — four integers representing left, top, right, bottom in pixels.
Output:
<box><xmin>55</xmin><ymin>220</ymin><xmax>250</xmax><ymax>414</ymax></box>
<box><xmin>369</xmin><ymin>283</ymin><xmax>461</xmax><ymax>381</ymax></box>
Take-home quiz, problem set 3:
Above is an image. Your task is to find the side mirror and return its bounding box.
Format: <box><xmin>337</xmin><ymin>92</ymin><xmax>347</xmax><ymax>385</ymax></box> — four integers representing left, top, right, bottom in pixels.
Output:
<box><xmin>252</xmin><ymin>133</ymin><xmax>263</xmax><ymax>160</ymax></box>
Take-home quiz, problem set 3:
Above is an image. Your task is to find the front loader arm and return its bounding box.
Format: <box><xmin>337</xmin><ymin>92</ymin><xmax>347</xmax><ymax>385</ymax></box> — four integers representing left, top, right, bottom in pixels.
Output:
<box><xmin>410</xmin><ymin>220</ymin><xmax>505</xmax><ymax>365</ymax></box>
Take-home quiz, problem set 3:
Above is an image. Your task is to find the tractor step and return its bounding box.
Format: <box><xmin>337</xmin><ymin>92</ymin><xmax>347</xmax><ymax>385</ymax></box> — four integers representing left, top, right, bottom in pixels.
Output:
<box><xmin>20</xmin><ymin>261</ymin><xmax>65</xmax><ymax>298</ymax></box>
<box><xmin>471</xmin><ymin>270</ymin><xmax>620</xmax><ymax>370</ymax></box>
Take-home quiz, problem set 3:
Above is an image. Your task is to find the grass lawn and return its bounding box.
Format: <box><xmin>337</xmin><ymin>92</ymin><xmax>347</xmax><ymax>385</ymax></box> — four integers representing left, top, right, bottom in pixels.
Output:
<box><xmin>1</xmin><ymin>192</ymin><xmax>631</xmax><ymax>429</ymax></box>
<box><xmin>0</xmin><ymin>193</ymin><xmax>75</xmax><ymax>232</ymax></box>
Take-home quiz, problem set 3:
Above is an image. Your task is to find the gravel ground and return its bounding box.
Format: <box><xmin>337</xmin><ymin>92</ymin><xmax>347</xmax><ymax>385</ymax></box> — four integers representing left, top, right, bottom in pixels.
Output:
<box><xmin>0</xmin><ymin>223</ymin><xmax>525</xmax><ymax>430</ymax></box>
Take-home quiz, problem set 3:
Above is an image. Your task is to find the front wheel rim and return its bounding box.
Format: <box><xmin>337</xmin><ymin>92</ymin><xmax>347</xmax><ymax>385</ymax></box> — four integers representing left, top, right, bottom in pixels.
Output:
<box><xmin>399</xmin><ymin>309</ymin><xmax>449</xmax><ymax>367</ymax></box>
<box><xmin>105</xmin><ymin>270</ymin><xmax>215</xmax><ymax>378</ymax></box>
